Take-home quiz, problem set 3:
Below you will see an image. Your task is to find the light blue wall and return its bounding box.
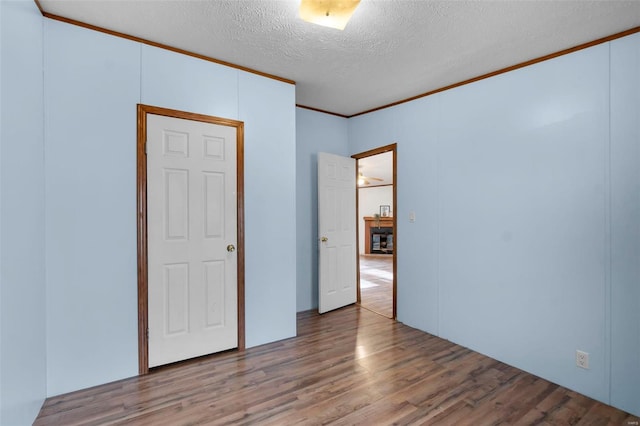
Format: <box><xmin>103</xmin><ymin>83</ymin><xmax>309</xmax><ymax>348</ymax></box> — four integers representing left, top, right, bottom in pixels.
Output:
<box><xmin>142</xmin><ymin>46</ymin><xmax>298</xmax><ymax>348</ymax></box>
<box><xmin>437</xmin><ymin>46</ymin><xmax>610</xmax><ymax>402</ymax></box>
<box><xmin>348</xmin><ymin>99</ymin><xmax>442</xmax><ymax>334</ymax></box>
<box><xmin>44</xmin><ymin>19</ymin><xmax>141</xmax><ymax>397</ymax></box>
<box><xmin>2</xmin><ymin>0</ymin><xmax>637</xmax><ymax>417</ymax></box>
<box><xmin>295</xmin><ymin>108</ymin><xmax>348</xmax><ymax>311</ymax></box>
<box><xmin>44</xmin><ymin>19</ymin><xmax>296</xmax><ymax>396</ymax></box>
<box><xmin>0</xmin><ymin>1</ymin><xmax>47</xmax><ymax>424</ymax></box>
<box><xmin>141</xmin><ymin>46</ymin><xmax>238</xmax><ymax>118</ymax></box>
<box><xmin>346</xmin><ymin>37</ymin><xmax>640</xmax><ymax>415</ymax></box>
<box><xmin>610</xmin><ymin>32</ymin><xmax>640</xmax><ymax>415</ymax></box>
<box><xmin>240</xmin><ymin>72</ymin><xmax>297</xmax><ymax>346</ymax></box>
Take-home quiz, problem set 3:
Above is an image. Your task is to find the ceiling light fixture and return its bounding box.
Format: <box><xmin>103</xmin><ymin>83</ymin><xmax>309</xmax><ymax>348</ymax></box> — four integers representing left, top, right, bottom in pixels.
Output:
<box><xmin>299</xmin><ymin>0</ymin><xmax>361</xmax><ymax>30</ymax></box>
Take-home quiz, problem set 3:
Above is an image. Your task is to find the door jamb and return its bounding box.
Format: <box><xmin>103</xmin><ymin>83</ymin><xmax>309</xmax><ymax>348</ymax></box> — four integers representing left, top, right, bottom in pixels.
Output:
<box><xmin>136</xmin><ymin>104</ymin><xmax>246</xmax><ymax>374</ymax></box>
<box><xmin>351</xmin><ymin>143</ymin><xmax>397</xmax><ymax>319</ymax></box>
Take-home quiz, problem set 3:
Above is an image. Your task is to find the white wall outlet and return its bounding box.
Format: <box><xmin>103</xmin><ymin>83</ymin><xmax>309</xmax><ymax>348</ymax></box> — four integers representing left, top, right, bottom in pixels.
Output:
<box><xmin>576</xmin><ymin>350</ymin><xmax>589</xmax><ymax>369</ymax></box>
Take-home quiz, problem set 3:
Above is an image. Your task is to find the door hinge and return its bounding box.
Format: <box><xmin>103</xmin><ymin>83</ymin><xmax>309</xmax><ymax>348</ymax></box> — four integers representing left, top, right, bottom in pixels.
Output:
<box><xmin>146</xmin><ymin>327</ymin><xmax>149</xmax><ymax>339</ymax></box>
<box><xmin>144</xmin><ymin>141</ymin><xmax>148</xmax><ymax>155</ymax></box>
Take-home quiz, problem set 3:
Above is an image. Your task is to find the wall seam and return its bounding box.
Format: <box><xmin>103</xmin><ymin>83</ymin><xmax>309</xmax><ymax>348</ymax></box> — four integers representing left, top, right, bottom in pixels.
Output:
<box><xmin>0</xmin><ymin>0</ymin><xmax>4</xmax><ymax>418</ymax></box>
<box><xmin>139</xmin><ymin>43</ymin><xmax>143</xmax><ymax>104</ymax></box>
<box><xmin>41</xmin><ymin>11</ymin><xmax>48</xmax><ymax>403</ymax></box>
<box><xmin>605</xmin><ymin>41</ymin><xmax>613</xmax><ymax>406</ymax></box>
<box><xmin>435</xmin><ymin>94</ymin><xmax>441</xmax><ymax>337</ymax></box>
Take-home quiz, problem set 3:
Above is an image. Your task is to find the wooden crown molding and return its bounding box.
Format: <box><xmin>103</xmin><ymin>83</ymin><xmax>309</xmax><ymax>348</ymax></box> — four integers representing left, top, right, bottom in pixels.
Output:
<box><xmin>33</xmin><ymin>2</ymin><xmax>640</xmax><ymax>118</ymax></box>
<box><xmin>350</xmin><ymin>25</ymin><xmax>640</xmax><ymax>118</ymax></box>
<box><xmin>37</xmin><ymin>6</ymin><xmax>295</xmax><ymax>86</ymax></box>
<box><xmin>295</xmin><ymin>104</ymin><xmax>350</xmax><ymax>119</ymax></box>
<box><xmin>34</xmin><ymin>0</ymin><xmax>45</xmax><ymax>15</ymax></box>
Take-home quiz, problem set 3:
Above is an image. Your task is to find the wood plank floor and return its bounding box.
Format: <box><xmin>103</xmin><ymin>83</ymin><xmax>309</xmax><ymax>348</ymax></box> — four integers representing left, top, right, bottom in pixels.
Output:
<box><xmin>35</xmin><ymin>306</ymin><xmax>638</xmax><ymax>425</ymax></box>
<box><xmin>359</xmin><ymin>254</ymin><xmax>393</xmax><ymax>318</ymax></box>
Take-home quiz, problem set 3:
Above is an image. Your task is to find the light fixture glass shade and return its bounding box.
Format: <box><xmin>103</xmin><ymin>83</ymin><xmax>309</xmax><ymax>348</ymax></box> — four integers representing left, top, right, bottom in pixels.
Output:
<box><xmin>299</xmin><ymin>0</ymin><xmax>361</xmax><ymax>30</ymax></box>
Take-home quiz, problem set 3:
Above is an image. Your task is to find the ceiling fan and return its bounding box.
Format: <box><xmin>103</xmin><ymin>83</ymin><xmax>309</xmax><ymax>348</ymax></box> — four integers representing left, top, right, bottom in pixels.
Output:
<box><xmin>357</xmin><ymin>168</ymin><xmax>383</xmax><ymax>186</ymax></box>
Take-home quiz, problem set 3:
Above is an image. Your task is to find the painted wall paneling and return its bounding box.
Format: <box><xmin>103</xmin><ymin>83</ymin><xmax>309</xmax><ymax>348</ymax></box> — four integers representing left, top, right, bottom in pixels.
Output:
<box><xmin>44</xmin><ymin>19</ymin><xmax>141</xmax><ymax>397</ymax></box>
<box><xmin>343</xmin><ymin>36</ymin><xmax>640</xmax><ymax>416</ymax></box>
<box><xmin>140</xmin><ymin>45</ymin><xmax>239</xmax><ymax>120</ymax></box>
<box><xmin>609</xmin><ymin>32</ymin><xmax>640</xmax><ymax>415</ymax></box>
<box><xmin>0</xmin><ymin>1</ymin><xmax>46</xmax><ymax>424</ymax></box>
<box><xmin>240</xmin><ymin>72</ymin><xmax>297</xmax><ymax>347</ymax></box>
<box><xmin>44</xmin><ymin>17</ymin><xmax>297</xmax><ymax>397</ymax></box>
<box><xmin>347</xmin><ymin>98</ymin><xmax>442</xmax><ymax>334</ymax></box>
<box><xmin>438</xmin><ymin>45</ymin><xmax>610</xmax><ymax>403</ymax></box>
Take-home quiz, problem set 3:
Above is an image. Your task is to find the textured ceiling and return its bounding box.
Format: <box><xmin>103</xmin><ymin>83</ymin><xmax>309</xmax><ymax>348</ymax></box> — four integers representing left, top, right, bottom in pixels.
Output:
<box><xmin>39</xmin><ymin>0</ymin><xmax>640</xmax><ymax>117</ymax></box>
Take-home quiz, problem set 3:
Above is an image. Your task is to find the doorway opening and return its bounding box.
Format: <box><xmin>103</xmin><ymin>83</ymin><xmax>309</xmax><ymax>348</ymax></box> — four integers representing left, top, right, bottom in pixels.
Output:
<box><xmin>352</xmin><ymin>144</ymin><xmax>397</xmax><ymax>319</ymax></box>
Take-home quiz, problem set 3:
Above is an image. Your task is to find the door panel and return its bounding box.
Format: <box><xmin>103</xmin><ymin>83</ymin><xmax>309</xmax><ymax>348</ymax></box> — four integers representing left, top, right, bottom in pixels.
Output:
<box><xmin>164</xmin><ymin>169</ymin><xmax>189</xmax><ymax>240</ymax></box>
<box><xmin>147</xmin><ymin>113</ymin><xmax>238</xmax><ymax>368</ymax></box>
<box><xmin>165</xmin><ymin>263</ymin><xmax>189</xmax><ymax>334</ymax></box>
<box><xmin>318</xmin><ymin>152</ymin><xmax>357</xmax><ymax>314</ymax></box>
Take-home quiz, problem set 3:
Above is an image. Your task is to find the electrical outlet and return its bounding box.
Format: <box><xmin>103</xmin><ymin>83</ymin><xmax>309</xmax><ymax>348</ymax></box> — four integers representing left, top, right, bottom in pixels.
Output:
<box><xmin>576</xmin><ymin>350</ymin><xmax>589</xmax><ymax>369</ymax></box>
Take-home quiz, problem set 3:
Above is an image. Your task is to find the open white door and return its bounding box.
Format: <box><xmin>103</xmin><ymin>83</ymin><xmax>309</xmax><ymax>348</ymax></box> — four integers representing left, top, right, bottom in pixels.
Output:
<box><xmin>146</xmin><ymin>113</ymin><xmax>238</xmax><ymax>368</ymax></box>
<box><xmin>318</xmin><ymin>152</ymin><xmax>357</xmax><ymax>314</ymax></box>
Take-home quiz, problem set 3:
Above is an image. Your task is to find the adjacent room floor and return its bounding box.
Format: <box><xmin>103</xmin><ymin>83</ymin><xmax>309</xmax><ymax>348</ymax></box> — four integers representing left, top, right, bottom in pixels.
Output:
<box><xmin>359</xmin><ymin>254</ymin><xmax>393</xmax><ymax>318</ymax></box>
<box><xmin>35</xmin><ymin>306</ymin><xmax>637</xmax><ymax>425</ymax></box>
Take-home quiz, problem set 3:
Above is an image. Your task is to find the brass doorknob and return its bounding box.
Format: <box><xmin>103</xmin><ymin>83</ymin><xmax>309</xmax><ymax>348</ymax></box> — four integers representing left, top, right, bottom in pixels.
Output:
<box><xmin>321</xmin><ymin>237</ymin><xmax>328</xmax><ymax>242</ymax></box>
<box><xmin>227</xmin><ymin>244</ymin><xmax>236</xmax><ymax>252</ymax></box>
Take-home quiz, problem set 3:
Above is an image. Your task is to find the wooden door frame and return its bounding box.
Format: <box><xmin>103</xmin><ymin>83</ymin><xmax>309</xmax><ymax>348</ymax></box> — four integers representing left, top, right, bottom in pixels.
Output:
<box><xmin>137</xmin><ymin>104</ymin><xmax>245</xmax><ymax>375</ymax></box>
<box><xmin>352</xmin><ymin>143</ymin><xmax>397</xmax><ymax>319</ymax></box>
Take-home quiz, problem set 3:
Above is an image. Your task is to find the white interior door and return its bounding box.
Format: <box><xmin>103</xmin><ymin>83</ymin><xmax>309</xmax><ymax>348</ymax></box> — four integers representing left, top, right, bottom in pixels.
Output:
<box><xmin>318</xmin><ymin>152</ymin><xmax>357</xmax><ymax>314</ymax></box>
<box><xmin>147</xmin><ymin>113</ymin><xmax>238</xmax><ymax>368</ymax></box>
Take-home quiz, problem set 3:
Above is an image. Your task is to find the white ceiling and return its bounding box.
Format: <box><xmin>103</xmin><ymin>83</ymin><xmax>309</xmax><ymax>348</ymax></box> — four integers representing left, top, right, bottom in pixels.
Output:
<box><xmin>39</xmin><ymin>0</ymin><xmax>640</xmax><ymax>117</ymax></box>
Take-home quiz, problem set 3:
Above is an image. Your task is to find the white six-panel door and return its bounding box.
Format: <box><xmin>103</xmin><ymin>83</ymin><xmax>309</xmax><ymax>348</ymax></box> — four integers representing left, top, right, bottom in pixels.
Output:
<box><xmin>318</xmin><ymin>152</ymin><xmax>357</xmax><ymax>314</ymax></box>
<box><xmin>146</xmin><ymin>113</ymin><xmax>237</xmax><ymax>367</ymax></box>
